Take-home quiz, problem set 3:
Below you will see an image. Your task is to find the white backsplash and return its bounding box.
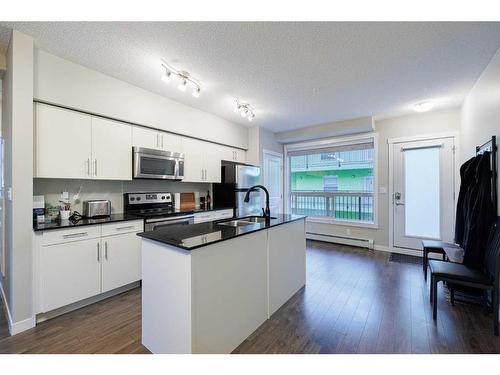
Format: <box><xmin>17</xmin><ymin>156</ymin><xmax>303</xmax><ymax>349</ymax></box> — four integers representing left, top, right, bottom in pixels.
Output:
<box><xmin>34</xmin><ymin>178</ymin><xmax>212</xmax><ymax>214</ymax></box>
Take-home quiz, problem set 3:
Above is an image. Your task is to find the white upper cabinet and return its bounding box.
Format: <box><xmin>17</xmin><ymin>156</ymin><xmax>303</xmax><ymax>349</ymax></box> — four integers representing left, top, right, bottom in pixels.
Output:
<box><xmin>182</xmin><ymin>137</ymin><xmax>206</xmax><ymax>183</ymax></box>
<box><xmin>132</xmin><ymin>126</ymin><xmax>161</xmax><ymax>150</ymax></box>
<box><xmin>35</xmin><ymin>103</ymin><xmax>92</xmax><ymax>179</ymax></box>
<box><xmin>204</xmin><ymin>142</ymin><xmax>222</xmax><ymax>183</ymax></box>
<box><xmin>161</xmin><ymin>132</ymin><xmax>182</xmax><ymax>153</ymax></box>
<box><xmin>91</xmin><ymin>117</ymin><xmax>132</xmax><ymax>180</ymax></box>
<box><xmin>35</xmin><ymin>103</ymin><xmax>132</xmax><ymax>180</ymax></box>
<box><xmin>182</xmin><ymin>138</ymin><xmax>222</xmax><ymax>183</ymax></box>
<box><xmin>220</xmin><ymin>145</ymin><xmax>246</xmax><ymax>163</ymax></box>
<box><xmin>132</xmin><ymin>126</ymin><xmax>182</xmax><ymax>153</ymax></box>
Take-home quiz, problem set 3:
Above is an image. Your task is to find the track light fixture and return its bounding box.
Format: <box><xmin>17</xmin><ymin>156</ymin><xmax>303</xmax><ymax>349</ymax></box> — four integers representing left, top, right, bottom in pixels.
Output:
<box><xmin>235</xmin><ymin>99</ymin><xmax>255</xmax><ymax>122</ymax></box>
<box><xmin>161</xmin><ymin>59</ymin><xmax>201</xmax><ymax>98</ymax></box>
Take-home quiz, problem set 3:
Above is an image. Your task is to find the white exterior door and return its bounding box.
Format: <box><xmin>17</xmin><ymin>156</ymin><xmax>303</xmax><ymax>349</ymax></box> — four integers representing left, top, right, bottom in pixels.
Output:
<box><xmin>392</xmin><ymin>137</ymin><xmax>455</xmax><ymax>250</ymax></box>
<box><xmin>263</xmin><ymin>150</ymin><xmax>284</xmax><ymax>215</ymax></box>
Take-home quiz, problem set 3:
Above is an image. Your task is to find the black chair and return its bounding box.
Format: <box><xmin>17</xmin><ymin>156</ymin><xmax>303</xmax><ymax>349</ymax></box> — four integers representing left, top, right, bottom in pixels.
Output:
<box><xmin>428</xmin><ymin>220</ymin><xmax>500</xmax><ymax>336</ymax></box>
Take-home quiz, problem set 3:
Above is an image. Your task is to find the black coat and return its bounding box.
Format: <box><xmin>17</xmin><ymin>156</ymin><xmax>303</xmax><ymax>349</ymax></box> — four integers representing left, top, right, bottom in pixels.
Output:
<box><xmin>462</xmin><ymin>152</ymin><xmax>497</xmax><ymax>270</ymax></box>
<box><xmin>454</xmin><ymin>156</ymin><xmax>478</xmax><ymax>246</ymax></box>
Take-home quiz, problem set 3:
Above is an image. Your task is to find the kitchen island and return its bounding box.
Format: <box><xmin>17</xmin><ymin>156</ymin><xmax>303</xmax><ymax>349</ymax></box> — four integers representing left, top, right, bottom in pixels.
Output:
<box><xmin>138</xmin><ymin>214</ymin><xmax>306</xmax><ymax>354</ymax></box>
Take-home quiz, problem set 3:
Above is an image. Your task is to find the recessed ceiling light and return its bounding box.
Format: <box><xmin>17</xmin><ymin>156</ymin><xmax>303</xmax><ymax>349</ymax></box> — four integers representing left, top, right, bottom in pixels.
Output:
<box><xmin>414</xmin><ymin>101</ymin><xmax>434</xmax><ymax>113</ymax></box>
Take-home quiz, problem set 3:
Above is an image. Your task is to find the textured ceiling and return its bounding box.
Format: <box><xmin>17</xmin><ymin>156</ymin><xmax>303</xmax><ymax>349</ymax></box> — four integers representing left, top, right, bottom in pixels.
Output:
<box><xmin>1</xmin><ymin>22</ymin><xmax>500</xmax><ymax>132</ymax></box>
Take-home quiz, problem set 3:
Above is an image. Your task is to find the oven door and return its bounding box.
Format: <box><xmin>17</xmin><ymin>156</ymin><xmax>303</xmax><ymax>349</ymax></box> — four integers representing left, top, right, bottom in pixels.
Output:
<box><xmin>133</xmin><ymin>148</ymin><xmax>182</xmax><ymax>180</ymax></box>
<box><xmin>145</xmin><ymin>215</ymin><xmax>194</xmax><ymax>232</ymax></box>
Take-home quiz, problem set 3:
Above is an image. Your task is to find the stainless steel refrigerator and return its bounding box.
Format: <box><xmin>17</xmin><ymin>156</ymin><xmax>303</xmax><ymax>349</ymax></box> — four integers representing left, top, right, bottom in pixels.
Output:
<box><xmin>213</xmin><ymin>161</ymin><xmax>261</xmax><ymax>218</ymax></box>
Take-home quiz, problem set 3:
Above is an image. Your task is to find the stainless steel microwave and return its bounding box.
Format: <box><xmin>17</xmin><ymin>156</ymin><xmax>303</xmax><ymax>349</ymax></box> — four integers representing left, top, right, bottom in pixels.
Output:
<box><xmin>133</xmin><ymin>147</ymin><xmax>185</xmax><ymax>180</ymax></box>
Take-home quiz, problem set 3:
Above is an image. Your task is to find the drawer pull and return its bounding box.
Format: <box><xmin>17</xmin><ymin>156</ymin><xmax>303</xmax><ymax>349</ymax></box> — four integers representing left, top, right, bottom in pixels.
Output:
<box><xmin>62</xmin><ymin>232</ymin><xmax>88</xmax><ymax>239</ymax></box>
<box><xmin>116</xmin><ymin>225</ymin><xmax>135</xmax><ymax>231</ymax></box>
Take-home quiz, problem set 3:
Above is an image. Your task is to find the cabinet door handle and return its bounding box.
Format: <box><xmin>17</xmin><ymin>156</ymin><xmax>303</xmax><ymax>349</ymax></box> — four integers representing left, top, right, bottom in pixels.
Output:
<box><xmin>86</xmin><ymin>158</ymin><xmax>90</xmax><ymax>176</ymax></box>
<box><xmin>94</xmin><ymin>159</ymin><xmax>98</xmax><ymax>176</ymax></box>
<box><xmin>161</xmin><ymin>135</ymin><xmax>164</xmax><ymax>149</ymax></box>
<box><xmin>116</xmin><ymin>225</ymin><xmax>134</xmax><ymax>231</ymax></box>
<box><xmin>156</xmin><ymin>133</ymin><xmax>159</xmax><ymax>148</ymax></box>
<box><xmin>97</xmin><ymin>242</ymin><xmax>100</xmax><ymax>262</ymax></box>
<box><xmin>62</xmin><ymin>232</ymin><xmax>88</xmax><ymax>239</ymax></box>
<box><xmin>104</xmin><ymin>241</ymin><xmax>108</xmax><ymax>261</ymax></box>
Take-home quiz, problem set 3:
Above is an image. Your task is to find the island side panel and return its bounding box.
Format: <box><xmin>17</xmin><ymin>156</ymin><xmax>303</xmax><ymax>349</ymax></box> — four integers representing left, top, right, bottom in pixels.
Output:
<box><xmin>141</xmin><ymin>238</ymin><xmax>193</xmax><ymax>354</ymax></box>
<box><xmin>191</xmin><ymin>230</ymin><xmax>268</xmax><ymax>354</ymax></box>
<box><xmin>268</xmin><ymin>218</ymin><xmax>306</xmax><ymax>315</ymax></box>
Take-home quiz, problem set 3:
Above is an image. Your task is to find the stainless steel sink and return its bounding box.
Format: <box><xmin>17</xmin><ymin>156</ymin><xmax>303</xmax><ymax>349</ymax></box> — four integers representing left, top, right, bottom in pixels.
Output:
<box><xmin>241</xmin><ymin>216</ymin><xmax>276</xmax><ymax>223</ymax></box>
<box><xmin>217</xmin><ymin>220</ymin><xmax>256</xmax><ymax>227</ymax></box>
<box><xmin>217</xmin><ymin>216</ymin><xmax>277</xmax><ymax>227</ymax></box>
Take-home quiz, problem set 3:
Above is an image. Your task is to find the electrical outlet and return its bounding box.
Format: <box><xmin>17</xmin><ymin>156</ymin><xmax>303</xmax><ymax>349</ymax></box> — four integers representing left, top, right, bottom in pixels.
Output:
<box><xmin>61</xmin><ymin>191</ymin><xmax>69</xmax><ymax>201</ymax></box>
<box><xmin>7</xmin><ymin>187</ymin><xmax>12</xmax><ymax>202</ymax></box>
<box><xmin>346</xmin><ymin>228</ymin><xmax>351</xmax><ymax>235</ymax></box>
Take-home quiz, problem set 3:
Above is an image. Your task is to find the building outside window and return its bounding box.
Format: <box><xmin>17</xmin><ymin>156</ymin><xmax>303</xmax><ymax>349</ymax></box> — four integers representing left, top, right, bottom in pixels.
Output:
<box><xmin>287</xmin><ymin>138</ymin><xmax>376</xmax><ymax>224</ymax></box>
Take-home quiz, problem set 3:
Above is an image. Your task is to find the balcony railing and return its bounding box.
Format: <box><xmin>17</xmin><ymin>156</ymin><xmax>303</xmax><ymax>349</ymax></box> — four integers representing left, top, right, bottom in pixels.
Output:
<box><xmin>290</xmin><ymin>191</ymin><xmax>374</xmax><ymax>222</ymax></box>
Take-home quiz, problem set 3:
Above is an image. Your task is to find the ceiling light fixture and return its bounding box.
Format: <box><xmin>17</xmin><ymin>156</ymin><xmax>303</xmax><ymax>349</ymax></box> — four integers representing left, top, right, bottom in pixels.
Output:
<box><xmin>235</xmin><ymin>99</ymin><xmax>255</xmax><ymax>122</ymax></box>
<box><xmin>413</xmin><ymin>101</ymin><xmax>434</xmax><ymax>113</ymax></box>
<box><xmin>161</xmin><ymin>59</ymin><xmax>201</xmax><ymax>98</ymax></box>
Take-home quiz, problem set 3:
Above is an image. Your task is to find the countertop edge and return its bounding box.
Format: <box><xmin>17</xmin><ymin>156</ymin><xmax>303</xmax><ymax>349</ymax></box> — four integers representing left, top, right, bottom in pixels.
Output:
<box><xmin>137</xmin><ymin>216</ymin><xmax>306</xmax><ymax>251</ymax></box>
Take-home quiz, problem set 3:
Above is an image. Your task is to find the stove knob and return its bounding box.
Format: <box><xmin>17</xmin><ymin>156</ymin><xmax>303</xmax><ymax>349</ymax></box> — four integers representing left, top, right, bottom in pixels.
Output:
<box><xmin>136</xmin><ymin>197</ymin><xmax>141</xmax><ymax>201</ymax></box>
<box><xmin>161</xmin><ymin>196</ymin><xmax>165</xmax><ymax>200</ymax></box>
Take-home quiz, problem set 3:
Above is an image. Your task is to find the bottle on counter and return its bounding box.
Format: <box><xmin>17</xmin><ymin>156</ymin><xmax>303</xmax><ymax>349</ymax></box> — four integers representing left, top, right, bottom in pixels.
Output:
<box><xmin>206</xmin><ymin>190</ymin><xmax>211</xmax><ymax>209</ymax></box>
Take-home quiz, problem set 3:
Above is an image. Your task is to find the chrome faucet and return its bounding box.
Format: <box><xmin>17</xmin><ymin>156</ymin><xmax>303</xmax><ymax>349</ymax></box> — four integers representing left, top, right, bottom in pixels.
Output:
<box><xmin>244</xmin><ymin>185</ymin><xmax>271</xmax><ymax>219</ymax></box>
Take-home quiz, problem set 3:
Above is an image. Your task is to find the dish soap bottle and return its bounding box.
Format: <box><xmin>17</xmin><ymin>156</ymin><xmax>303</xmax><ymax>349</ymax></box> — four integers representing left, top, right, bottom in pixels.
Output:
<box><xmin>206</xmin><ymin>190</ymin><xmax>211</xmax><ymax>209</ymax></box>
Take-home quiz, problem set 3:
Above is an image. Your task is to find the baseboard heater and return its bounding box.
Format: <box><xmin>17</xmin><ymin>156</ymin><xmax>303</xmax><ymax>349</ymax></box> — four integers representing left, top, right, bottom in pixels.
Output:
<box><xmin>306</xmin><ymin>231</ymin><xmax>374</xmax><ymax>249</ymax></box>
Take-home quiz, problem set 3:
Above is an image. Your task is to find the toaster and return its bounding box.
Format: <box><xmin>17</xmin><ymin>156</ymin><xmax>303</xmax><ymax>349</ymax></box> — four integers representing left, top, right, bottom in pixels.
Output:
<box><xmin>83</xmin><ymin>200</ymin><xmax>111</xmax><ymax>218</ymax></box>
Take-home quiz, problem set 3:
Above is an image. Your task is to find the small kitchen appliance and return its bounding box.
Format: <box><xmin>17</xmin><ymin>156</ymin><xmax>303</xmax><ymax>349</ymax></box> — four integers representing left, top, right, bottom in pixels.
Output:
<box><xmin>83</xmin><ymin>200</ymin><xmax>112</xmax><ymax>218</ymax></box>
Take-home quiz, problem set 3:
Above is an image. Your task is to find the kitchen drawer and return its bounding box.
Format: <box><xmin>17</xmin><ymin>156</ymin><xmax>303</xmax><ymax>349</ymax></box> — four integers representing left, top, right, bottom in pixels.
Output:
<box><xmin>42</xmin><ymin>226</ymin><xmax>101</xmax><ymax>246</ymax></box>
<box><xmin>101</xmin><ymin>220</ymin><xmax>144</xmax><ymax>237</ymax></box>
<box><xmin>214</xmin><ymin>209</ymin><xmax>233</xmax><ymax>220</ymax></box>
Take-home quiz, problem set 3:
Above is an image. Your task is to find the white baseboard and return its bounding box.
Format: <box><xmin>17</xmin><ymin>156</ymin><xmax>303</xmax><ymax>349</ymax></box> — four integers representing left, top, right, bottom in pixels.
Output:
<box><xmin>374</xmin><ymin>245</ymin><xmax>443</xmax><ymax>260</ymax></box>
<box><xmin>0</xmin><ymin>277</ymin><xmax>36</xmax><ymax>336</ymax></box>
<box><xmin>10</xmin><ymin>316</ymin><xmax>36</xmax><ymax>335</ymax></box>
<box><xmin>307</xmin><ymin>232</ymin><xmax>374</xmax><ymax>249</ymax></box>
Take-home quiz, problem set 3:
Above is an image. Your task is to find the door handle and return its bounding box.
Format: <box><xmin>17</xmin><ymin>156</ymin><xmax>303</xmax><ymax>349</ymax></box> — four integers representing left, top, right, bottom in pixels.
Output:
<box><xmin>395</xmin><ymin>202</ymin><xmax>405</xmax><ymax>206</ymax></box>
<box><xmin>161</xmin><ymin>135</ymin><xmax>164</xmax><ymax>149</ymax></box>
<box><xmin>94</xmin><ymin>159</ymin><xmax>98</xmax><ymax>176</ymax></box>
<box><xmin>86</xmin><ymin>158</ymin><xmax>90</xmax><ymax>176</ymax></box>
<box><xmin>104</xmin><ymin>241</ymin><xmax>108</xmax><ymax>261</ymax></box>
<box><xmin>97</xmin><ymin>242</ymin><xmax>100</xmax><ymax>262</ymax></box>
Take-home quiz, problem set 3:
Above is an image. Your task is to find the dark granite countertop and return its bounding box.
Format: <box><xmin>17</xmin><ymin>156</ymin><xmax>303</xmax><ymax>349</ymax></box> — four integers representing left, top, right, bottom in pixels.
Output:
<box><xmin>33</xmin><ymin>207</ymin><xmax>234</xmax><ymax>231</ymax></box>
<box><xmin>33</xmin><ymin>213</ymin><xmax>143</xmax><ymax>231</ymax></box>
<box><xmin>137</xmin><ymin>214</ymin><xmax>306</xmax><ymax>250</ymax></box>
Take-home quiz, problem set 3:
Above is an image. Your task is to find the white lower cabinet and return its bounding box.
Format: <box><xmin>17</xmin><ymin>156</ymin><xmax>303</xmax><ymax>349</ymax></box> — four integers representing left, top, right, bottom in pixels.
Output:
<box><xmin>36</xmin><ymin>220</ymin><xmax>143</xmax><ymax>314</ymax></box>
<box><xmin>40</xmin><ymin>238</ymin><xmax>102</xmax><ymax>312</ymax></box>
<box><xmin>101</xmin><ymin>232</ymin><xmax>142</xmax><ymax>293</ymax></box>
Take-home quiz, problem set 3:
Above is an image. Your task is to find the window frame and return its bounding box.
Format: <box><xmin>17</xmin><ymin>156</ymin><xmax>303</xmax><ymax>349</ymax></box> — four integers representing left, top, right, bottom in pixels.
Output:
<box><xmin>284</xmin><ymin>132</ymin><xmax>379</xmax><ymax>229</ymax></box>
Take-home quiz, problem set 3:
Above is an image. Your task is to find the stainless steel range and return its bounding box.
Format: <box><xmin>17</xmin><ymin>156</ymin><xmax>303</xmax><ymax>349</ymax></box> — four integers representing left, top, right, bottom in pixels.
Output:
<box><xmin>124</xmin><ymin>192</ymin><xmax>194</xmax><ymax>231</ymax></box>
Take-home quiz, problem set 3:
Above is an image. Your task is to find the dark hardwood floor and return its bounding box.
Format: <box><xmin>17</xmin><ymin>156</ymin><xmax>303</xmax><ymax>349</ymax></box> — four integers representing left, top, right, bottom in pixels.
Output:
<box><xmin>1</xmin><ymin>240</ymin><xmax>500</xmax><ymax>354</ymax></box>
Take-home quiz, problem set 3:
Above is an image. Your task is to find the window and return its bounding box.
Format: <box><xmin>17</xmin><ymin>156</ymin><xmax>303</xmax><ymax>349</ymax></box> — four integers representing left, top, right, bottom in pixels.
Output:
<box><xmin>323</xmin><ymin>176</ymin><xmax>339</xmax><ymax>192</ymax></box>
<box><xmin>287</xmin><ymin>137</ymin><xmax>376</xmax><ymax>224</ymax></box>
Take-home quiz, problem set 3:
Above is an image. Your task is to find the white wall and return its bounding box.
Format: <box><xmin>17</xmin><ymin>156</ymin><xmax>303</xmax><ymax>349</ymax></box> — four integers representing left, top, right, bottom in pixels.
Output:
<box><xmin>304</xmin><ymin>107</ymin><xmax>461</xmax><ymax>248</ymax></box>
<box><xmin>1</xmin><ymin>31</ymin><xmax>34</xmax><ymax>331</ymax></box>
<box><xmin>461</xmin><ymin>48</ymin><xmax>500</xmax><ymax>215</ymax></box>
<box><xmin>34</xmin><ymin>49</ymin><xmax>248</xmax><ymax>150</ymax></box>
<box><xmin>246</xmin><ymin>126</ymin><xmax>283</xmax><ymax>167</ymax></box>
<box><xmin>275</xmin><ymin>116</ymin><xmax>374</xmax><ymax>143</ymax></box>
